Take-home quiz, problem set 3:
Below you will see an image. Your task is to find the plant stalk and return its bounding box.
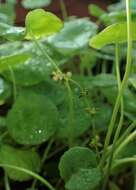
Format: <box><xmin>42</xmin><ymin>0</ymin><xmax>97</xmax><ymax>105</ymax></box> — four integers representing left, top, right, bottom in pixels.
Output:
<box><xmin>100</xmin><ymin>0</ymin><xmax>133</xmax><ymax>169</ymax></box>
<box><xmin>102</xmin><ymin>43</ymin><xmax>124</xmax><ymax>190</ymax></box>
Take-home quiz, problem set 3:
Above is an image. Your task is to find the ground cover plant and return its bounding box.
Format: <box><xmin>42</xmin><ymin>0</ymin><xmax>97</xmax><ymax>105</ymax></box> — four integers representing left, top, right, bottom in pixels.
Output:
<box><xmin>0</xmin><ymin>0</ymin><xmax>136</xmax><ymax>190</ymax></box>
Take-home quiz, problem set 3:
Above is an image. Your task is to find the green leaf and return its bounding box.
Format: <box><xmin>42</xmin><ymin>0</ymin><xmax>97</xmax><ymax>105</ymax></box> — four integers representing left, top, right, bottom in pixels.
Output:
<box><xmin>24</xmin><ymin>80</ymin><xmax>66</xmax><ymax>106</ymax></box>
<box><xmin>0</xmin><ymin>77</ymin><xmax>11</xmax><ymax>105</ymax></box>
<box><xmin>57</xmin><ymin>96</ymin><xmax>91</xmax><ymax>139</ymax></box>
<box><xmin>0</xmin><ymin>4</ymin><xmax>16</xmax><ymax>24</ymax></box>
<box><xmin>129</xmin><ymin>75</ymin><xmax>136</xmax><ymax>89</ymax></box>
<box><xmin>22</xmin><ymin>0</ymin><xmax>51</xmax><ymax>9</ymax></box>
<box><xmin>65</xmin><ymin>168</ymin><xmax>101</xmax><ymax>190</ymax></box>
<box><xmin>107</xmin><ymin>10</ymin><xmax>136</xmax><ymax>23</ymax></box>
<box><xmin>88</xmin><ymin>4</ymin><xmax>106</xmax><ymax>18</ymax></box>
<box><xmin>59</xmin><ymin>146</ymin><xmax>97</xmax><ymax>182</ymax></box>
<box><xmin>2</xmin><ymin>42</ymin><xmax>67</xmax><ymax>86</ymax></box>
<box><xmin>0</xmin><ymin>53</ymin><xmax>31</xmax><ymax>72</ymax></box>
<box><xmin>0</xmin><ymin>145</ymin><xmax>40</xmax><ymax>181</ymax></box>
<box><xmin>90</xmin><ymin>74</ymin><xmax>117</xmax><ymax>87</ymax></box>
<box><xmin>25</xmin><ymin>9</ymin><xmax>63</xmax><ymax>39</ymax></box>
<box><xmin>0</xmin><ymin>22</ymin><xmax>25</xmax><ymax>40</ymax></box>
<box><xmin>89</xmin><ymin>22</ymin><xmax>136</xmax><ymax>49</ymax></box>
<box><xmin>6</xmin><ymin>92</ymin><xmax>60</xmax><ymax>145</ymax></box>
<box><xmin>48</xmin><ymin>18</ymin><xmax>97</xmax><ymax>55</ymax></box>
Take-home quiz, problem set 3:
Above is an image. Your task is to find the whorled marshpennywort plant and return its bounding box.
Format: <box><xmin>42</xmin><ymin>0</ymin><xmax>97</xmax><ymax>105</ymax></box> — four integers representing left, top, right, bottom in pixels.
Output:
<box><xmin>0</xmin><ymin>0</ymin><xmax>136</xmax><ymax>189</ymax></box>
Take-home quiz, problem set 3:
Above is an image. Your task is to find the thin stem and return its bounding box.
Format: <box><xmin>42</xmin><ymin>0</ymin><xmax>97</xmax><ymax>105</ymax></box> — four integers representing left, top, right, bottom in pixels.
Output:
<box><xmin>60</xmin><ymin>0</ymin><xmax>68</xmax><ymax>20</ymax></box>
<box><xmin>33</xmin><ymin>38</ymin><xmax>61</xmax><ymax>72</ymax></box>
<box><xmin>0</xmin><ymin>131</ymin><xmax>8</xmax><ymax>141</ymax></box>
<box><xmin>92</xmin><ymin>118</ymin><xmax>101</xmax><ymax>161</ymax></box>
<box><xmin>100</xmin><ymin>0</ymin><xmax>133</xmax><ymax>169</ymax></box>
<box><xmin>65</xmin><ymin>79</ymin><xmax>74</xmax><ymax>147</ymax></box>
<box><xmin>114</xmin><ymin>130</ymin><xmax>136</xmax><ymax>158</ymax></box>
<box><xmin>8</xmin><ymin>65</ymin><xmax>17</xmax><ymax>101</ymax></box>
<box><xmin>0</xmin><ymin>164</ymin><xmax>55</xmax><ymax>190</ymax></box>
<box><xmin>102</xmin><ymin>43</ymin><xmax>124</xmax><ymax>190</ymax></box>
<box><xmin>112</xmin><ymin>156</ymin><xmax>136</xmax><ymax>170</ymax></box>
<box><xmin>105</xmin><ymin>120</ymin><xmax>136</xmax><ymax>159</ymax></box>
<box><xmin>4</xmin><ymin>172</ymin><xmax>11</xmax><ymax>190</ymax></box>
<box><xmin>117</xmin><ymin>120</ymin><xmax>136</xmax><ymax>146</ymax></box>
<box><xmin>31</xmin><ymin>139</ymin><xmax>54</xmax><ymax>188</ymax></box>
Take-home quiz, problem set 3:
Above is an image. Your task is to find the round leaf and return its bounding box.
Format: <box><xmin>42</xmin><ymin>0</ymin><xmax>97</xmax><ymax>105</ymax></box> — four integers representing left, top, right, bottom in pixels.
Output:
<box><xmin>59</xmin><ymin>146</ymin><xmax>97</xmax><ymax>182</ymax></box>
<box><xmin>48</xmin><ymin>18</ymin><xmax>97</xmax><ymax>55</ymax></box>
<box><xmin>0</xmin><ymin>53</ymin><xmax>31</xmax><ymax>73</ymax></box>
<box><xmin>7</xmin><ymin>92</ymin><xmax>59</xmax><ymax>145</ymax></box>
<box><xmin>0</xmin><ymin>145</ymin><xmax>41</xmax><ymax>181</ymax></box>
<box><xmin>57</xmin><ymin>96</ymin><xmax>91</xmax><ymax>139</ymax></box>
<box><xmin>25</xmin><ymin>9</ymin><xmax>63</xmax><ymax>39</ymax></box>
<box><xmin>65</xmin><ymin>168</ymin><xmax>101</xmax><ymax>190</ymax></box>
<box><xmin>0</xmin><ymin>22</ymin><xmax>25</xmax><ymax>41</ymax></box>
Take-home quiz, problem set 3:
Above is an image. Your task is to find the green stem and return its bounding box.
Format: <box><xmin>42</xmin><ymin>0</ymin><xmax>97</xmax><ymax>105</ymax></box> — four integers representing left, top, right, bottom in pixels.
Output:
<box><xmin>114</xmin><ymin>130</ymin><xmax>136</xmax><ymax>158</ymax></box>
<box><xmin>33</xmin><ymin>38</ymin><xmax>61</xmax><ymax>72</ymax></box>
<box><xmin>0</xmin><ymin>164</ymin><xmax>55</xmax><ymax>190</ymax></box>
<box><xmin>117</xmin><ymin>120</ymin><xmax>136</xmax><ymax>146</ymax></box>
<box><xmin>4</xmin><ymin>172</ymin><xmax>11</xmax><ymax>190</ymax></box>
<box><xmin>60</xmin><ymin>0</ymin><xmax>68</xmax><ymax>20</ymax></box>
<box><xmin>100</xmin><ymin>0</ymin><xmax>133</xmax><ymax>169</ymax></box>
<box><xmin>31</xmin><ymin>139</ymin><xmax>54</xmax><ymax>189</ymax></box>
<box><xmin>8</xmin><ymin>65</ymin><xmax>17</xmax><ymax>102</ymax></box>
<box><xmin>0</xmin><ymin>131</ymin><xmax>8</xmax><ymax>141</ymax></box>
<box><xmin>102</xmin><ymin>43</ymin><xmax>124</xmax><ymax>190</ymax></box>
<box><xmin>65</xmin><ymin>79</ymin><xmax>74</xmax><ymax>147</ymax></box>
<box><xmin>105</xmin><ymin>120</ymin><xmax>136</xmax><ymax>159</ymax></box>
<box><xmin>112</xmin><ymin>156</ymin><xmax>136</xmax><ymax>170</ymax></box>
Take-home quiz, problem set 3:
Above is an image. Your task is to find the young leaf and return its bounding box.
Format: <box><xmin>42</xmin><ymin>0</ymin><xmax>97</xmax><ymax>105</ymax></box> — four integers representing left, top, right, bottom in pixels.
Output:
<box><xmin>65</xmin><ymin>168</ymin><xmax>101</xmax><ymax>190</ymax></box>
<box><xmin>59</xmin><ymin>146</ymin><xmax>97</xmax><ymax>182</ymax></box>
<box><xmin>88</xmin><ymin>4</ymin><xmax>106</xmax><ymax>18</ymax></box>
<box><xmin>25</xmin><ymin>9</ymin><xmax>63</xmax><ymax>39</ymax></box>
<box><xmin>89</xmin><ymin>22</ymin><xmax>136</xmax><ymax>49</ymax></box>
<box><xmin>0</xmin><ymin>53</ymin><xmax>31</xmax><ymax>72</ymax></box>
<box><xmin>22</xmin><ymin>0</ymin><xmax>51</xmax><ymax>9</ymax></box>
<box><xmin>48</xmin><ymin>18</ymin><xmax>97</xmax><ymax>55</ymax></box>
<box><xmin>0</xmin><ymin>145</ymin><xmax>41</xmax><ymax>181</ymax></box>
<box><xmin>7</xmin><ymin>92</ymin><xmax>60</xmax><ymax>145</ymax></box>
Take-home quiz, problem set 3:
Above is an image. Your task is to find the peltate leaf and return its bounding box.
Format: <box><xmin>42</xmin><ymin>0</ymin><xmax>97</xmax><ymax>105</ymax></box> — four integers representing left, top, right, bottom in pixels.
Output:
<box><xmin>48</xmin><ymin>18</ymin><xmax>97</xmax><ymax>55</ymax></box>
<box><xmin>7</xmin><ymin>92</ymin><xmax>60</xmax><ymax>145</ymax></box>
<box><xmin>0</xmin><ymin>53</ymin><xmax>31</xmax><ymax>72</ymax></box>
<box><xmin>0</xmin><ymin>22</ymin><xmax>25</xmax><ymax>41</ymax></box>
<box><xmin>59</xmin><ymin>146</ymin><xmax>97</xmax><ymax>182</ymax></box>
<box><xmin>65</xmin><ymin>168</ymin><xmax>101</xmax><ymax>190</ymax></box>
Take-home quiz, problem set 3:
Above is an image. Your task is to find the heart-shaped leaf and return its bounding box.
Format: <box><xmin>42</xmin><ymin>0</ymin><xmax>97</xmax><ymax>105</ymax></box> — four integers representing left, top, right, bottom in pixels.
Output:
<box><xmin>25</xmin><ymin>9</ymin><xmax>63</xmax><ymax>39</ymax></box>
<box><xmin>0</xmin><ymin>145</ymin><xmax>41</xmax><ymax>181</ymax></box>
<box><xmin>7</xmin><ymin>92</ymin><xmax>60</xmax><ymax>145</ymax></box>
<box><xmin>22</xmin><ymin>0</ymin><xmax>52</xmax><ymax>9</ymax></box>
<box><xmin>89</xmin><ymin>22</ymin><xmax>136</xmax><ymax>49</ymax></box>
